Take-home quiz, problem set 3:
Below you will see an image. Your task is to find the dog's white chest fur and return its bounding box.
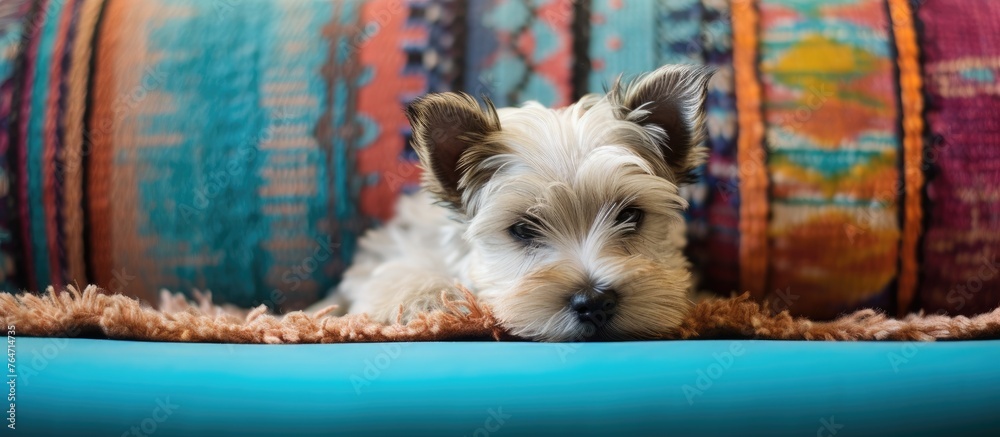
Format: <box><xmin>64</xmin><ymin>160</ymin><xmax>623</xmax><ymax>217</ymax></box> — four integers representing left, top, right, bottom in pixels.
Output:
<box><xmin>334</xmin><ymin>191</ymin><xmax>473</xmax><ymax>321</ymax></box>
<box><xmin>316</xmin><ymin>65</ymin><xmax>715</xmax><ymax>341</ymax></box>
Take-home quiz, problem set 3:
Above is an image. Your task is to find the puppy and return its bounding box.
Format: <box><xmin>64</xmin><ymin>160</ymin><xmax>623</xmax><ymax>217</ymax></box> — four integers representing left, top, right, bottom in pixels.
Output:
<box><xmin>316</xmin><ymin>65</ymin><xmax>714</xmax><ymax>341</ymax></box>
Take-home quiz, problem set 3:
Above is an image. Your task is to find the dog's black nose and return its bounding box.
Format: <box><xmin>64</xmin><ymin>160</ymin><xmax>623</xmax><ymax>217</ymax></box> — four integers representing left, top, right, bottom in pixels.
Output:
<box><xmin>570</xmin><ymin>288</ymin><xmax>618</xmax><ymax>326</ymax></box>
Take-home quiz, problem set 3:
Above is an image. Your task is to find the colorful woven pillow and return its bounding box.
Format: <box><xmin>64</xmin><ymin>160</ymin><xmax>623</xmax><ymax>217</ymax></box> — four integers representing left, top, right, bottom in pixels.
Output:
<box><xmin>0</xmin><ymin>0</ymin><xmax>997</xmax><ymax>319</ymax></box>
<box><xmin>915</xmin><ymin>0</ymin><xmax>1000</xmax><ymax>316</ymax></box>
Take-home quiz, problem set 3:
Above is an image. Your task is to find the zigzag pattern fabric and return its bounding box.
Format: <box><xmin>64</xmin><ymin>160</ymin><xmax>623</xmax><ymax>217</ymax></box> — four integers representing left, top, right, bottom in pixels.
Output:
<box><xmin>465</xmin><ymin>0</ymin><xmax>574</xmax><ymax>108</ymax></box>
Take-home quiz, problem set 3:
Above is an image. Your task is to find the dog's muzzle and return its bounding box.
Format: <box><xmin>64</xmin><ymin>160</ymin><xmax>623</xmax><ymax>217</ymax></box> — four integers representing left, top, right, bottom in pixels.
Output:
<box><xmin>569</xmin><ymin>287</ymin><xmax>618</xmax><ymax>331</ymax></box>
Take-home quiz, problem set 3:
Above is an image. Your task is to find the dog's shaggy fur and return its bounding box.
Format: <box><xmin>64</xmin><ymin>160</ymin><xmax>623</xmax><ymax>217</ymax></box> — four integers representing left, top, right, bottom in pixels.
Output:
<box><xmin>314</xmin><ymin>65</ymin><xmax>716</xmax><ymax>341</ymax></box>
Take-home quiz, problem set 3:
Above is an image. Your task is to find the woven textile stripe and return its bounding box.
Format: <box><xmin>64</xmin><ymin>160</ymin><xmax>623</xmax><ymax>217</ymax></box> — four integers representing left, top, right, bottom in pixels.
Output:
<box><xmin>655</xmin><ymin>0</ymin><xmax>703</xmax><ymax>65</ymax></box>
<box><xmin>732</xmin><ymin>0</ymin><xmax>767</xmax><ymax>297</ymax></box>
<box><xmin>26</xmin><ymin>0</ymin><xmax>73</xmax><ymax>292</ymax></box>
<box><xmin>41</xmin><ymin>0</ymin><xmax>80</xmax><ymax>292</ymax></box>
<box><xmin>15</xmin><ymin>0</ymin><xmax>60</xmax><ymax>292</ymax></box>
<box><xmin>585</xmin><ymin>1</ymin><xmax>704</xmax><ymax>97</ymax></box>
<box><xmin>376</xmin><ymin>1</ymin><xmax>471</xmax><ymax>204</ymax></box>
<box><xmin>698</xmin><ymin>0</ymin><xmax>740</xmax><ymax>295</ymax></box>
<box><xmin>60</xmin><ymin>0</ymin><xmax>103</xmax><ymax>288</ymax></box>
<box><xmin>759</xmin><ymin>0</ymin><xmax>902</xmax><ymax>318</ymax></box>
<box><xmin>86</xmin><ymin>0</ymin><xmax>116</xmax><ymax>295</ymax></box>
<box><xmin>653</xmin><ymin>0</ymin><xmax>712</xmax><ymax>290</ymax></box>
<box><xmin>355</xmin><ymin>0</ymin><xmax>423</xmax><ymax>222</ymax></box>
<box><xmin>87</xmin><ymin>0</ymin><xmax>367</xmax><ymax>310</ymax></box>
<box><xmin>420</xmin><ymin>0</ymin><xmax>466</xmax><ymax>94</ymax></box>
<box><xmin>887</xmin><ymin>0</ymin><xmax>924</xmax><ymax>315</ymax></box>
<box><xmin>917</xmin><ymin>0</ymin><xmax>1000</xmax><ymax>316</ymax></box>
<box><xmin>587</xmin><ymin>0</ymin><xmax>656</xmax><ymax>92</ymax></box>
<box><xmin>0</xmin><ymin>0</ymin><xmax>32</xmax><ymax>291</ymax></box>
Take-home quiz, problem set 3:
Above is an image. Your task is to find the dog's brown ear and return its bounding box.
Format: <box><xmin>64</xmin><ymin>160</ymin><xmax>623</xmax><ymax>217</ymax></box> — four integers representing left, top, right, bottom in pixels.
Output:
<box><xmin>405</xmin><ymin>92</ymin><xmax>501</xmax><ymax>209</ymax></box>
<box><xmin>609</xmin><ymin>65</ymin><xmax>714</xmax><ymax>183</ymax></box>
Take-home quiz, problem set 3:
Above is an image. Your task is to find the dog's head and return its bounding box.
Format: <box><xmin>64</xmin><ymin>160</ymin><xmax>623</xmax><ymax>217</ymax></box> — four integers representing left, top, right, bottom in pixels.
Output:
<box><xmin>406</xmin><ymin>65</ymin><xmax>713</xmax><ymax>341</ymax></box>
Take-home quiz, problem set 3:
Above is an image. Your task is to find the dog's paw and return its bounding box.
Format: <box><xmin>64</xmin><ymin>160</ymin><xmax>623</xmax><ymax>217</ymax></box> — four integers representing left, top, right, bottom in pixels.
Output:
<box><xmin>390</xmin><ymin>286</ymin><xmax>468</xmax><ymax>324</ymax></box>
<box><xmin>305</xmin><ymin>291</ymin><xmax>348</xmax><ymax>317</ymax></box>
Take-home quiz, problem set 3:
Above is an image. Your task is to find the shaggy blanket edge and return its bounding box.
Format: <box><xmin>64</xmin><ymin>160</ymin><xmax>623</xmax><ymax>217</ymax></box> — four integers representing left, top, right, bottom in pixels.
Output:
<box><xmin>3</xmin><ymin>285</ymin><xmax>1000</xmax><ymax>343</ymax></box>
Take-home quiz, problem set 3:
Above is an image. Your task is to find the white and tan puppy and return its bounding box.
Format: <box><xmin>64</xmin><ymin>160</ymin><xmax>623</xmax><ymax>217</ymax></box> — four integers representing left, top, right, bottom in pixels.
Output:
<box><xmin>315</xmin><ymin>65</ymin><xmax>714</xmax><ymax>341</ymax></box>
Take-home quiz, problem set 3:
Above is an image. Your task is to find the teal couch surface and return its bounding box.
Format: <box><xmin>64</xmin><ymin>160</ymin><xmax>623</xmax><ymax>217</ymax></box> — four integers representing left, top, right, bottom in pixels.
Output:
<box><xmin>9</xmin><ymin>338</ymin><xmax>1000</xmax><ymax>436</ymax></box>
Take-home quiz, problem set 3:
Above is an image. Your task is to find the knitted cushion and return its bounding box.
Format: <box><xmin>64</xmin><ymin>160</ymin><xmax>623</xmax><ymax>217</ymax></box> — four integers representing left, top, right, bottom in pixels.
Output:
<box><xmin>0</xmin><ymin>0</ymin><xmax>31</xmax><ymax>293</ymax></box>
<box><xmin>0</xmin><ymin>0</ymin><xmax>997</xmax><ymax>318</ymax></box>
<box><xmin>756</xmin><ymin>0</ymin><xmax>903</xmax><ymax>318</ymax></box>
<box><xmin>916</xmin><ymin>0</ymin><xmax>1000</xmax><ymax>316</ymax></box>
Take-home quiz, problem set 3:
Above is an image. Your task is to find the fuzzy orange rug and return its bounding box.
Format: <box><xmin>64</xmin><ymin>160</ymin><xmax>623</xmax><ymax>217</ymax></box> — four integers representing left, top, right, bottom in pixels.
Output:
<box><xmin>2</xmin><ymin>285</ymin><xmax>1000</xmax><ymax>343</ymax></box>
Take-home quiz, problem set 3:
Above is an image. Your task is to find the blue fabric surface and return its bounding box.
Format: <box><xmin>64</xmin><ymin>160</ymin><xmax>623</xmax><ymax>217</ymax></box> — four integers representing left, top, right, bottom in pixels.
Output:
<box><xmin>7</xmin><ymin>338</ymin><xmax>999</xmax><ymax>436</ymax></box>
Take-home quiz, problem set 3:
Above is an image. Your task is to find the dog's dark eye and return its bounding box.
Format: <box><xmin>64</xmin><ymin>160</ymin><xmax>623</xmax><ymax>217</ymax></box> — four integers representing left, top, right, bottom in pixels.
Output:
<box><xmin>615</xmin><ymin>207</ymin><xmax>644</xmax><ymax>228</ymax></box>
<box><xmin>509</xmin><ymin>222</ymin><xmax>540</xmax><ymax>243</ymax></box>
